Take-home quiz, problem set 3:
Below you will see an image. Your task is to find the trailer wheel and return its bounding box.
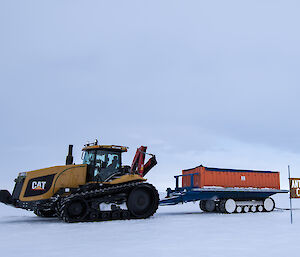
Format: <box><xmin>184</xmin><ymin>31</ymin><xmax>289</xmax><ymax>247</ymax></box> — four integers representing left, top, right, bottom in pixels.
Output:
<box><xmin>263</xmin><ymin>197</ymin><xmax>275</xmax><ymax>212</ymax></box>
<box><xmin>220</xmin><ymin>199</ymin><xmax>236</xmax><ymax>213</ymax></box>
<box><xmin>257</xmin><ymin>205</ymin><xmax>263</xmax><ymax>212</ymax></box>
<box><xmin>243</xmin><ymin>206</ymin><xmax>249</xmax><ymax>213</ymax></box>
<box><xmin>205</xmin><ymin>200</ymin><xmax>216</xmax><ymax>212</ymax></box>
<box><xmin>199</xmin><ymin>200</ymin><xmax>207</xmax><ymax>212</ymax></box>
<box><xmin>250</xmin><ymin>205</ymin><xmax>256</xmax><ymax>212</ymax></box>
<box><xmin>236</xmin><ymin>206</ymin><xmax>242</xmax><ymax>213</ymax></box>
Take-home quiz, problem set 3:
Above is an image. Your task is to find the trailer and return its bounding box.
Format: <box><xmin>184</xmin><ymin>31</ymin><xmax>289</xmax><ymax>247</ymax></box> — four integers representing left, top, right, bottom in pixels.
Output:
<box><xmin>160</xmin><ymin>166</ymin><xmax>289</xmax><ymax>213</ymax></box>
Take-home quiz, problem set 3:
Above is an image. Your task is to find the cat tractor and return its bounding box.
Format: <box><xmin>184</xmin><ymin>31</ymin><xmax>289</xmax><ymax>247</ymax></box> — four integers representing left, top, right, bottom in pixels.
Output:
<box><xmin>0</xmin><ymin>140</ymin><xmax>159</xmax><ymax>222</ymax></box>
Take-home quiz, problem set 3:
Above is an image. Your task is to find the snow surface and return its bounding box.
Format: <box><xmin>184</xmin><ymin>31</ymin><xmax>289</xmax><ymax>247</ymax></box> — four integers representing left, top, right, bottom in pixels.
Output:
<box><xmin>1</xmin><ymin>193</ymin><xmax>300</xmax><ymax>257</ymax></box>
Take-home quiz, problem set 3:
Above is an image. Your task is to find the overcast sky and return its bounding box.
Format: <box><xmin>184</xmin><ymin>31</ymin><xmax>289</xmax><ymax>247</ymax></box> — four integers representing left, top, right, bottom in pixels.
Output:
<box><xmin>0</xmin><ymin>1</ymin><xmax>299</xmax><ymax>191</ymax></box>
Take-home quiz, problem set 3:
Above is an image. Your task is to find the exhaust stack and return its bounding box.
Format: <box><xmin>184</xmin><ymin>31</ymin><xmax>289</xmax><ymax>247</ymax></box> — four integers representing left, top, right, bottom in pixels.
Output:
<box><xmin>66</xmin><ymin>145</ymin><xmax>73</xmax><ymax>165</ymax></box>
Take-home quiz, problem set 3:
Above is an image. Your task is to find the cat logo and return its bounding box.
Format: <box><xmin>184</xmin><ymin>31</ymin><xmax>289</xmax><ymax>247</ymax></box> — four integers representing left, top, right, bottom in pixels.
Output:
<box><xmin>32</xmin><ymin>181</ymin><xmax>46</xmax><ymax>191</ymax></box>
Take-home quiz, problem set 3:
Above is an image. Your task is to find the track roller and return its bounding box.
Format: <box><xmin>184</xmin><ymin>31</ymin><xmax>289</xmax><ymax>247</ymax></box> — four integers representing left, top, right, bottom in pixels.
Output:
<box><xmin>243</xmin><ymin>206</ymin><xmax>249</xmax><ymax>213</ymax></box>
<box><xmin>111</xmin><ymin>211</ymin><xmax>121</xmax><ymax>219</ymax></box>
<box><xmin>100</xmin><ymin>212</ymin><xmax>111</xmax><ymax>220</ymax></box>
<box><xmin>235</xmin><ymin>206</ymin><xmax>242</xmax><ymax>213</ymax></box>
<box><xmin>89</xmin><ymin>212</ymin><xmax>98</xmax><ymax>220</ymax></box>
<box><xmin>257</xmin><ymin>205</ymin><xmax>263</xmax><ymax>212</ymax></box>
<box><xmin>121</xmin><ymin>211</ymin><xmax>130</xmax><ymax>219</ymax></box>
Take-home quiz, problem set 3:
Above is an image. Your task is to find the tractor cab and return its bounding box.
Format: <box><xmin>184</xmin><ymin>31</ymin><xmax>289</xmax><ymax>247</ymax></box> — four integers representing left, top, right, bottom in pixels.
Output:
<box><xmin>82</xmin><ymin>143</ymin><xmax>128</xmax><ymax>182</ymax></box>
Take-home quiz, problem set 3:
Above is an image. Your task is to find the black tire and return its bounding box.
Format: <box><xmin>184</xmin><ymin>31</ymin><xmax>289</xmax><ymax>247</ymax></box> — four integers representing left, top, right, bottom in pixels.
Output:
<box><xmin>127</xmin><ymin>183</ymin><xmax>159</xmax><ymax>219</ymax></box>
<box><xmin>199</xmin><ymin>200</ymin><xmax>207</xmax><ymax>212</ymax></box>
<box><xmin>205</xmin><ymin>200</ymin><xmax>216</xmax><ymax>212</ymax></box>
<box><xmin>34</xmin><ymin>209</ymin><xmax>57</xmax><ymax>218</ymax></box>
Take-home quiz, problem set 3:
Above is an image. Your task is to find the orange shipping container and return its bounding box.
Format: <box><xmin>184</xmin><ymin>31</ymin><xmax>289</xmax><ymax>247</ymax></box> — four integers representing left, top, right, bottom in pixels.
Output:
<box><xmin>182</xmin><ymin>165</ymin><xmax>280</xmax><ymax>189</ymax></box>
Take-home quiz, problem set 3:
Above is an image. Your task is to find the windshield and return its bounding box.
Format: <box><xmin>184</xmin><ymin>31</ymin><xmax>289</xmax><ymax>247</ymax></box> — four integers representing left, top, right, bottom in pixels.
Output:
<box><xmin>83</xmin><ymin>150</ymin><xmax>122</xmax><ymax>182</ymax></box>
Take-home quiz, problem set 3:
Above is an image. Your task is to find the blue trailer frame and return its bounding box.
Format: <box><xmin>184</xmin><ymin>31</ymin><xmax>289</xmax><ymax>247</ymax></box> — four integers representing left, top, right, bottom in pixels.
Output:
<box><xmin>160</xmin><ymin>173</ymin><xmax>288</xmax><ymax>206</ymax></box>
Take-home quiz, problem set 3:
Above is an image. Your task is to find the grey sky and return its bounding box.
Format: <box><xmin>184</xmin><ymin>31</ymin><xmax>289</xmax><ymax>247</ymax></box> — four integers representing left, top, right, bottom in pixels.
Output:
<box><xmin>0</xmin><ymin>1</ymin><xmax>299</xmax><ymax>190</ymax></box>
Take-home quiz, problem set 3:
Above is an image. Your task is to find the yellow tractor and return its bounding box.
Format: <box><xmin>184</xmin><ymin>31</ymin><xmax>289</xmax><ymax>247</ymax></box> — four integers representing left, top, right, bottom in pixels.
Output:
<box><xmin>0</xmin><ymin>140</ymin><xmax>159</xmax><ymax>222</ymax></box>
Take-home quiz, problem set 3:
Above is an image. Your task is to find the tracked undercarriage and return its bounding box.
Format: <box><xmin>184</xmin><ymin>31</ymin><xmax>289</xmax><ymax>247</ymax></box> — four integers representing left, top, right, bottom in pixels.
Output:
<box><xmin>57</xmin><ymin>182</ymin><xmax>159</xmax><ymax>222</ymax></box>
<box><xmin>17</xmin><ymin>181</ymin><xmax>159</xmax><ymax>223</ymax></box>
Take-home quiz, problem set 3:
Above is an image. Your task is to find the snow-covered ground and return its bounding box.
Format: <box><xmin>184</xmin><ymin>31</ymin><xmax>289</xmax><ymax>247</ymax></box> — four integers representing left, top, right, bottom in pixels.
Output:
<box><xmin>1</xmin><ymin>193</ymin><xmax>300</xmax><ymax>257</ymax></box>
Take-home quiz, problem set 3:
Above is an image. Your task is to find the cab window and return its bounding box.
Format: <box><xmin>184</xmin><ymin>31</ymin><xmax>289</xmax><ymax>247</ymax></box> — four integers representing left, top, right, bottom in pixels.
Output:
<box><xmin>106</xmin><ymin>153</ymin><xmax>120</xmax><ymax>169</ymax></box>
<box><xmin>83</xmin><ymin>150</ymin><xmax>95</xmax><ymax>165</ymax></box>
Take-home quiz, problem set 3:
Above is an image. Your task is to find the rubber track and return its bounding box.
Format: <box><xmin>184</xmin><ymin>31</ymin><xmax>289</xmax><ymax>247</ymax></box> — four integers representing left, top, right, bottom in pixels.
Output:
<box><xmin>57</xmin><ymin>181</ymin><xmax>158</xmax><ymax>223</ymax></box>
